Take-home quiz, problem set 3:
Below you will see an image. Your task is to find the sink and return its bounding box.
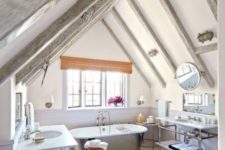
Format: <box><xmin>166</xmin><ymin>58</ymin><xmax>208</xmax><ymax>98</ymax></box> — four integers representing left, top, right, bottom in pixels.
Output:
<box><xmin>175</xmin><ymin>118</ymin><xmax>190</xmax><ymax>123</ymax></box>
<box><xmin>175</xmin><ymin>118</ymin><xmax>204</xmax><ymax>125</ymax></box>
<box><xmin>35</xmin><ymin>130</ymin><xmax>62</xmax><ymax>139</ymax></box>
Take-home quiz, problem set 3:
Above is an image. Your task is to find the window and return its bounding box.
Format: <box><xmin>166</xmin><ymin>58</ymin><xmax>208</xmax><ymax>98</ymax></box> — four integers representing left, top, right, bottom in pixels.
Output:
<box><xmin>65</xmin><ymin>69</ymin><xmax>127</xmax><ymax>108</ymax></box>
<box><xmin>84</xmin><ymin>70</ymin><xmax>102</xmax><ymax>107</ymax></box>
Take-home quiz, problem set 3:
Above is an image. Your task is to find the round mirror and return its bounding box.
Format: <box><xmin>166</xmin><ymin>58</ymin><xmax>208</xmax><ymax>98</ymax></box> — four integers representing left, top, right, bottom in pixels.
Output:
<box><xmin>176</xmin><ymin>63</ymin><xmax>201</xmax><ymax>91</ymax></box>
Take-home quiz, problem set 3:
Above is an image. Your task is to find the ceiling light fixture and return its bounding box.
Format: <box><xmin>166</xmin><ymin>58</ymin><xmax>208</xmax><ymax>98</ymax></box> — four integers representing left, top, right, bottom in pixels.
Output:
<box><xmin>197</xmin><ymin>31</ymin><xmax>214</xmax><ymax>43</ymax></box>
<box><xmin>148</xmin><ymin>49</ymin><xmax>158</xmax><ymax>57</ymax></box>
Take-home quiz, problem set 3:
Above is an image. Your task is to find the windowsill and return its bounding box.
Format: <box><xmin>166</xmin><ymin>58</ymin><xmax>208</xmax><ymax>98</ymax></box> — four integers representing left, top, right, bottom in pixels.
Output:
<box><xmin>66</xmin><ymin>106</ymin><xmax>127</xmax><ymax>111</ymax></box>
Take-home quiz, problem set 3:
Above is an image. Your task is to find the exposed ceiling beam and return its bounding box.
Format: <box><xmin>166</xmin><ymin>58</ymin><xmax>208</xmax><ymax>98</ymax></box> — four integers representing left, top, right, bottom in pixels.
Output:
<box><xmin>22</xmin><ymin>68</ymin><xmax>42</xmax><ymax>86</ymax></box>
<box><xmin>0</xmin><ymin>0</ymin><xmax>97</xmax><ymax>85</ymax></box>
<box><xmin>207</xmin><ymin>0</ymin><xmax>217</xmax><ymax>20</ymax></box>
<box><xmin>0</xmin><ymin>0</ymin><xmax>60</xmax><ymax>48</ymax></box>
<box><xmin>127</xmin><ymin>0</ymin><xmax>176</xmax><ymax>75</ymax></box>
<box><xmin>102</xmin><ymin>19</ymin><xmax>151</xmax><ymax>88</ymax></box>
<box><xmin>18</xmin><ymin>52</ymin><xmax>60</xmax><ymax>85</ymax></box>
<box><xmin>159</xmin><ymin>0</ymin><xmax>214</xmax><ymax>88</ymax></box>
<box><xmin>195</xmin><ymin>43</ymin><xmax>217</xmax><ymax>55</ymax></box>
<box><xmin>16</xmin><ymin>0</ymin><xmax>117</xmax><ymax>84</ymax></box>
<box><xmin>112</xmin><ymin>8</ymin><xmax>166</xmax><ymax>87</ymax></box>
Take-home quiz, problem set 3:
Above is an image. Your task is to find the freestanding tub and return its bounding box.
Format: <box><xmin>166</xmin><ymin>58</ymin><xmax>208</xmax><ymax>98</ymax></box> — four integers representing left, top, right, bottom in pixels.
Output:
<box><xmin>70</xmin><ymin>124</ymin><xmax>147</xmax><ymax>150</ymax></box>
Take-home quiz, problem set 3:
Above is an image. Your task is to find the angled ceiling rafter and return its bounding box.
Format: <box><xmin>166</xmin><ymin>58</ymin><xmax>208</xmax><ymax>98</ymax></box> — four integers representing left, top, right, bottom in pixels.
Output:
<box><xmin>159</xmin><ymin>0</ymin><xmax>215</xmax><ymax>88</ymax></box>
<box><xmin>0</xmin><ymin>0</ymin><xmax>60</xmax><ymax>48</ymax></box>
<box><xmin>102</xmin><ymin>19</ymin><xmax>151</xmax><ymax>88</ymax></box>
<box><xmin>127</xmin><ymin>0</ymin><xmax>177</xmax><ymax>76</ymax></box>
<box><xmin>0</xmin><ymin>0</ymin><xmax>98</xmax><ymax>85</ymax></box>
<box><xmin>207</xmin><ymin>0</ymin><xmax>217</xmax><ymax>21</ymax></box>
<box><xmin>112</xmin><ymin>7</ymin><xmax>166</xmax><ymax>87</ymax></box>
<box><xmin>15</xmin><ymin>0</ymin><xmax>118</xmax><ymax>85</ymax></box>
<box><xmin>195</xmin><ymin>43</ymin><xmax>217</xmax><ymax>55</ymax></box>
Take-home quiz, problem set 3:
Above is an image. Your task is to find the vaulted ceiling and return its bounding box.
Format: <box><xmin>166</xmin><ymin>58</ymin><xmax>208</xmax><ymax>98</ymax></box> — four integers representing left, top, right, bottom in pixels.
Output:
<box><xmin>0</xmin><ymin>0</ymin><xmax>217</xmax><ymax>88</ymax></box>
<box><xmin>0</xmin><ymin>0</ymin><xmax>61</xmax><ymax>48</ymax></box>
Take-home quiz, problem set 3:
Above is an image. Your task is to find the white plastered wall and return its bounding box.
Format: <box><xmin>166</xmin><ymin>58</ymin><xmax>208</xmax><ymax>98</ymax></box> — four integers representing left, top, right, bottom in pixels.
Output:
<box><xmin>218</xmin><ymin>0</ymin><xmax>225</xmax><ymax>149</ymax></box>
<box><xmin>27</xmin><ymin>21</ymin><xmax>151</xmax><ymax>110</ymax></box>
<box><xmin>0</xmin><ymin>79</ymin><xmax>14</xmax><ymax>140</ymax></box>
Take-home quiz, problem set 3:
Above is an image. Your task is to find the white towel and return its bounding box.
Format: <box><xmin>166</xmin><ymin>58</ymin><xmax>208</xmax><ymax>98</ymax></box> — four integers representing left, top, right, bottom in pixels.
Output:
<box><xmin>84</xmin><ymin>139</ymin><xmax>108</xmax><ymax>150</ymax></box>
<box><xmin>158</xmin><ymin>100</ymin><xmax>169</xmax><ymax>117</ymax></box>
<box><xmin>25</xmin><ymin>102</ymin><xmax>35</xmax><ymax>131</ymax></box>
<box><xmin>170</xmin><ymin>143</ymin><xmax>198</xmax><ymax>150</ymax></box>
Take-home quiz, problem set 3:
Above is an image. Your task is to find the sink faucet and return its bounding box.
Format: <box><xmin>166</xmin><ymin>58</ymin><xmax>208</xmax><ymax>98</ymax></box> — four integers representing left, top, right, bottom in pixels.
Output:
<box><xmin>96</xmin><ymin>111</ymin><xmax>111</xmax><ymax>126</ymax></box>
<box><xmin>188</xmin><ymin>116</ymin><xmax>202</xmax><ymax>122</ymax></box>
<box><xmin>24</xmin><ymin>127</ymin><xmax>31</xmax><ymax>140</ymax></box>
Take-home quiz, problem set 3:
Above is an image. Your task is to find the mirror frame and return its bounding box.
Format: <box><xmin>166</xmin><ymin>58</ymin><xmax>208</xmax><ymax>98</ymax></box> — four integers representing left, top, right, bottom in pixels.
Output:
<box><xmin>176</xmin><ymin>62</ymin><xmax>201</xmax><ymax>91</ymax></box>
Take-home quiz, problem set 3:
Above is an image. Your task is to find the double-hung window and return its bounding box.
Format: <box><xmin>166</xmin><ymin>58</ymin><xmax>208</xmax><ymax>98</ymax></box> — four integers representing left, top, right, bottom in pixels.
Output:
<box><xmin>66</xmin><ymin>69</ymin><xmax>127</xmax><ymax>109</ymax></box>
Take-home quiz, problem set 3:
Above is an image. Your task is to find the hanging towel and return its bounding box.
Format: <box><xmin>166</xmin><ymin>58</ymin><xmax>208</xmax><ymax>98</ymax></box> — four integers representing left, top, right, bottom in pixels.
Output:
<box><xmin>169</xmin><ymin>143</ymin><xmax>199</xmax><ymax>150</ymax></box>
<box><xmin>25</xmin><ymin>102</ymin><xmax>35</xmax><ymax>131</ymax></box>
<box><xmin>158</xmin><ymin>100</ymin><xmax>169</xmax><ymax>117</ymax></box>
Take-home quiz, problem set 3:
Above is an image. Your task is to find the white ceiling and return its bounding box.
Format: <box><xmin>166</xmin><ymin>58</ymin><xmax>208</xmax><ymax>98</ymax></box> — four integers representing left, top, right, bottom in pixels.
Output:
<box><xmin>0</xmin><ymin>0</ymin><xmax>218</xmax><ymax>87</ymax></box>
<box><xmin>103</xmin><ymin>0</ymin><xmax>217</xmax><ymax>85</ymax></box>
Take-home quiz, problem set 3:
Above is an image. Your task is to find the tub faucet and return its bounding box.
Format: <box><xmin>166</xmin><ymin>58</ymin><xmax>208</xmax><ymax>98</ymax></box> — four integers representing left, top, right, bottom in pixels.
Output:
<box><xmin>96</xmin><ymin>111</ymin><xmax>111</xmax><ymax>126</ymax></box>
<box><xmin>96</xmin><ymin>111</ymin><xmax>103</xmax><ymax>126</ymax></box>
<box><xmin>104</xmin><ymin>111</ymin><xmax>111</xmax><ymax>126</ymax></box>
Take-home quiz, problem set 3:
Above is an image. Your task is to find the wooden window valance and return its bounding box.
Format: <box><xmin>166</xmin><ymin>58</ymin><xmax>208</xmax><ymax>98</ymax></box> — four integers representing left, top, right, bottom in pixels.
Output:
<box><xmin>60</xmin><ymin>56</ymin><xmax>132</xmax><ymax>74</ymax></box>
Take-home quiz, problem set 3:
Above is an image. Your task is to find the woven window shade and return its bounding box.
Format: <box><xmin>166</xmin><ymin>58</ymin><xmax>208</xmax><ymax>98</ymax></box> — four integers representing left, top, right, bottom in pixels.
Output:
<box><xmin>60</xmin><ymin>56</ymin><xmax>132</xmax><ymax>74</ymax></box>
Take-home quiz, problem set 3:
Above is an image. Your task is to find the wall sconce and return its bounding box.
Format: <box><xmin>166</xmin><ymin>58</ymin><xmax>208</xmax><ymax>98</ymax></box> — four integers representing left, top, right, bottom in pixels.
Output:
<box><xmin>45</xmin><ymin>96</ymin><xmax>54</xmax><ymax>109</ymax></box>
<box><xmin>197</xmin><ymin>31</ymin><xmax>214</xmax><ymax>43</ymax></box>
<box><xmin>137</xmin><ymin>95</ymin><xmax>144</xmax><ymax>105</ymax></box>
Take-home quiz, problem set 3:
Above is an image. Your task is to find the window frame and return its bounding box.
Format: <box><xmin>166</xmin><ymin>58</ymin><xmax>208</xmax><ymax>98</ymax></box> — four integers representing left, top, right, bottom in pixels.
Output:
<box><xmin>63</xmin><ymin>69</ymin><xmax>128</xmax><ymax>110</ymax></box>
<box><xmin>66</xmin><ymin>70</ymin><xmax>82</xmax><ymax>108</ymax></box>
<box><xmin>104</xmin><ymin>72</ymin><xmax>127</xmax><ymax>107</ymax></box>
<box><xmin>83</xmin><ymin>70</ymin><xmax>103</xmax><ymax>107</ymax></box>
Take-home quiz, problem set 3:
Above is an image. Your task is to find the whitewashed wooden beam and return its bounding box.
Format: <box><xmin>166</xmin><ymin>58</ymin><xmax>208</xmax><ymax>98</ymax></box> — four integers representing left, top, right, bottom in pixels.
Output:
<box><xmin>16</xmin><ymin>0</ymin><xmax>117</xmax><ymax>84</ymax></box>
<box><xmin>112</xmin><ymin>8</ymin><xmax>166</xmax><ymax>87</ymax></box>
<box><xmin>0</xmin><ymin>0</ymin><xmax>98</xmax><ymax>85</ymax></box>
<box><xmin>195</xmin><ymin>43</ymin><xmax>217</xmax><ymax>55</ymax></box>
<box><xmin>0</xmin><ymin>0</ymin><xmax>60</xmax><ymax>48</ymax></box>
<box><xmin>21</xmin><ymin>54</ymin><xmax>59</xmax><ymax>85</ymax></box>
<box><xmin>102</xmin><ymin>19</ymin><xmax>151</xmax><ymax>88</ymax></box>
<box><xmin>128</xmin><ymin>0</ymin><xmax>176</xmax><ymax>75</ymax></box>
<box><xmin>207</xmin><ymin>0</ymin><xmax>217</xmax><ymax>20</ymax></box>
<box><xmin>159</xmin><ymin>0</ymin><xmax>214</xmax><ymax>87</ymax></box>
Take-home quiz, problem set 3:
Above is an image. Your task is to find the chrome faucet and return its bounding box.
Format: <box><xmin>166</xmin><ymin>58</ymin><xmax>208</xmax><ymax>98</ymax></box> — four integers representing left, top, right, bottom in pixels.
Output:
<box><xmin>104</xmin><ymin>111</ymin><xmax>111</xmax><ymax>126</ymax></box>
<box><xmin>96</xmin><ymin>111</ymin><xmax>111</xmax><ymax>126</ymax></box>
<box><xmin>96</xmin><ymin>111</ymin><xmax>103</xmax><ymax>126</ymax></box>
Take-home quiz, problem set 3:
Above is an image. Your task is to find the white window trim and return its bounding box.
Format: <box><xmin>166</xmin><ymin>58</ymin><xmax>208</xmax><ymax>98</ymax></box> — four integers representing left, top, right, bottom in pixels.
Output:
<box><xmin>62</xmin><ymin>70</ymin><xmax>129</xmax><ymax>110</ymax></box>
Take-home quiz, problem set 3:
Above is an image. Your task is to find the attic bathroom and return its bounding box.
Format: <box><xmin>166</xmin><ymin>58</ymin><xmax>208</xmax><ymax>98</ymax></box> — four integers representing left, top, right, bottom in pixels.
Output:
<box><xmin>0</xmin><ymin>0</ymin><xmax>224</xmax><ymax>150</ymax></box>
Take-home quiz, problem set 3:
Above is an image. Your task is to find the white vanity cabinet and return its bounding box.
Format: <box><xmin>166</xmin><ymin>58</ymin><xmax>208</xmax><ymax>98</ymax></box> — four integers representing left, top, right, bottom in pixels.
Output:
<box><xmin>16</xmin><ymin>125</ymin><xmax>78</xmax><ymax>150</ymax></box>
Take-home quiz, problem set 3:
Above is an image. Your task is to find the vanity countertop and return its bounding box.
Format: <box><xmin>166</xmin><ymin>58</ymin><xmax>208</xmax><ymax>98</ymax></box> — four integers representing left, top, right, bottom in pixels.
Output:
<box><xmin>157</xmin><ymin>117</ymin><xmax>218</xmax><ymax>130</ymax></box>
<box><xmin>16</xmin><ymin>125</ymin><xmax>78</xmax><ymax>150</ymax></box>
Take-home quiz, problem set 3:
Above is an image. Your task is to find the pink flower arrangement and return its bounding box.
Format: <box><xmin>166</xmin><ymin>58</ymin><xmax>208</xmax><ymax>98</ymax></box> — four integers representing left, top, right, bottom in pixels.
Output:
<box><xmin>107</xmin><ymin>96</ymin><xmax>124</xmax><ymax>105</ymax></box>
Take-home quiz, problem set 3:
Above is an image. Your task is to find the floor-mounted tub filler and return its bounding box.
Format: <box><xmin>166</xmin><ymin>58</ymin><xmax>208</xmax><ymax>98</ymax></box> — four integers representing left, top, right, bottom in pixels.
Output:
<box><xmin>70</xmin><ymin>124</ymin><xmax>147</xmax><ymax>150</ymax></box>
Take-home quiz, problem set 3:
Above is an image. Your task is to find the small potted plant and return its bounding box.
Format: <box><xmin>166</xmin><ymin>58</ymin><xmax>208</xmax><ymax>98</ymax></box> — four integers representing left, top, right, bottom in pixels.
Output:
<box><xmin>107</xmin><ymin>96</ymin><xmax>124</xmax><ymax>106</ymax></box>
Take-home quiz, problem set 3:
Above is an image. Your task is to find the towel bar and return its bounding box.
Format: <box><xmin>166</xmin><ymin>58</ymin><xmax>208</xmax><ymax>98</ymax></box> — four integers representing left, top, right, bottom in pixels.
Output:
<box><xmin>155</xmin><ymin>100</ymin><xmax>172</xmax><ymax>103</ymax></box>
